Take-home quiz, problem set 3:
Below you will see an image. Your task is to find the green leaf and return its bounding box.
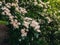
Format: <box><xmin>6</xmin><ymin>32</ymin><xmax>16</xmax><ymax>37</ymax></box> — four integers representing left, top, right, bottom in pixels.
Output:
<box><xmin>0</xmin><ymin>20</ymin><xmax>9</xmax><ymax>25</ymax></box>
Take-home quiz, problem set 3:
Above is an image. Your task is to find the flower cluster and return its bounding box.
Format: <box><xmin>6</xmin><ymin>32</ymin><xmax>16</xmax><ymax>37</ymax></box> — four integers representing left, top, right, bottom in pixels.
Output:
<box><xmin>23</xmin><ymin>17</ymin><xmax>41</xmax><ymax>33</ymax></box>
<box><xmin>23</xmin><ymin>17</ymin><xmax>32</xmax><ymax>28</ymax></box>
<box><xmin>21</xmin><ymin>28</ymin><xmax>27</xmax><ymax>37</ymax></box>
<box><xmin>30</xmin><ymin>20</ymin><xmax>41</xmax><ymax>32</ymax></box>
<box><xmin>0</xmin><ymin>1</ymin><xmax>27</xmax><ymax>28</ymax></box>
<box><xmin>1</xmin><ymin>6</ymin><xmax>20</xmax><ymax>28</ymax></box>
<box><xmin>0</xmin><ymin>0</ymin><xmax>60</xmax><ymax>45</ymax></box>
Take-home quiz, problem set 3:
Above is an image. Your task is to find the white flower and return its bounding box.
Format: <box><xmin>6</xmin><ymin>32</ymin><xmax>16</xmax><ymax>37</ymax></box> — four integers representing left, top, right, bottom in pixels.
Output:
<box><xmin>34</xmin><ymin>25</ymin><xmax>40</xmax><ymax>30</ymax></box>
<box><xmin>30</xmin><ymin>20</ymin><xmax>39</xmax><ymax>28</ymax></box>
<box><xmin>38</xmin><ymin>4</ymin><xmax>43</xmax><ymax>7</ymax></box>
<box><xmin>36</xmin><ymin>29</ymin><xmax>41</xmax><ymax>32</ymax></box>
<box><xmin>26</xmin><ymin>29</ymin><xmax>29</xmax><ymax>32</ymax></box>
<box><xmin>46</xmin><ymin>17</ymin><xmax>52</xmax><ymax>23</ymax></box>
<box><xmin>15</xmin><ymin>16</ymin><xmax>17</xmax><ymax>18</ymax></box>
<box><xmin>13</xmin><ymin>23</ymin><xmax>19</xmax><ymax>28</ymax></box>
<box><xmin>12</xmin><ymin>22</ymin><xmax>19</xmax><ymax>28</ymax></box>
<box><xmin>9</xmin><ymin>15</ymin><xmax>14</xmax><ymax>19</ymax></box>
<box><xmin>1</xmin><ymin>6</ymin><xmax>10</xmax><ymax>13</ymax></box>
<box><xmin>0</xmin><ymin>1</ymin><xmax>2</xmax><ymax>6</ymax></box>
<box><xmin>12</xmin><ymin>3</ymin><xmax>16</xmax><ymax>7</ymax></box>
<box><xmin>23</xmin><ymin>21</ymin><xmax>30</xmax><ymax>28</ymax></box>
<box><xmin>34</xmin><ymin>0</ymin><xmax>37</xmax><ymax>2</ymax></box>
<box><xmin>21</xmin><ymin>28</ymin><xmax>25</xmax><ymax>34</ymax></box>
<box><xmin>1</xmin><ymin>12</ymin><xmax>5</xmax><ymax>15</ymax></box>
<box><xmin>15</xmin><ymin>7</ymin><xmax>19</xmax><ymax>12</ymax></box>
<box><xmin>58</xmin><ymin>10</ymin><xmax>60</xmax><ymax>13</ymax></box>
<box><xmin>40</xmin><ymin>0</ymin><xmax>45</xmax><ymax>4</ymax></box>
<box><xmin>21</xmin><ymin>28</ymin><xmax>27</xmax><ymax>37</ymax></box>
<box><xmin>31</xmin><ymin>37</ymin><xmax>34</xmax><ymax>41</ymax></box>
<box><xmin>17</xmin><ymin>22</ymin><xmax>21</xmax><ymax>25</ymax></box>
<box><xmin>21</xmin><ymin>32</ymin><xmax>27</xmax><ymax>37</ymax></box>
<box><xmin>19</xmin><ymin>39</ymin><xmax>21</xmax><ymax>41</ymax></box>
<box><xmin>5</xmin><ymin>9</ymin><xmax>10</xmax><ymax>13</ymax></box>
<box><xmin>24</xmin><ymin>17</ymin><xmax>32</xmax><ymax>22</ymax></box>
<box><xmin>46</xmin><ymin>1</ymin><xmax>50</xmax><ymax>4</ymax></box>
<box><xmin>58</xmin><ymin>28</ymin><xmax>60</xmax><ymax>30</ymax></box>
<box><xmin>45</xmin><ymin>5</ymin><xmax>48</xmax><ymax>8</ymax></box>
<box><xmin>1</xmin><ymin>7</ymin><xmax>7</xmax><ymax>10</ymax></box>
<box><xmin>8</xmin><ymin>13</ymin><xmax>11</xmax><ymax>16</ymax></box>
<box><xmin>19</xmin><ymin>7</ymin><xmax>27</xmax><ymax>14</ymax></box>
<box><xmin>15</xmin><ymin>0</ymin><xmax>19</xmax><ymax>3</ymax></box>
<box><xmin>5</xmin><ymin>3</ymin><xmax>11</xmax><ymax>8</ymax></box>
<box><xmin>4</xmin><ymin>11</ymin><xmax>10</xmax><ymax>16</ymax></box>
<box><xmin>10</xmin><ymin>19</ymin><xmax>20</xmax><ymax>28</ymax></box>
<box><xmin>57</xmin><ymin>16</ymin><xmax>60</xmax><ymax>19</ymax></box>
<box><xmin>10</xmin><ymin>19</ymin><xmax>14</xmax><ymax>22</ymax></box>
<box><xmin>34</xmin><ymin>2</ymin><xmax>38</xmax><ymax>5</ymax></box>
<box><xmin>43</xmin><ymin>9</ymin><xmax>47</xmax><ymax>12</ymax></box>
<box><xmin>15</xmin><ymin>19</ymin><xmax>18</xmax><ymax>23</ymax></box>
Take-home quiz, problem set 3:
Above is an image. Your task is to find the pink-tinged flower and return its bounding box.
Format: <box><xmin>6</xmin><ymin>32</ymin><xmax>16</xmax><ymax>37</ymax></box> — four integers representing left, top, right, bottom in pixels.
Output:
<box><xmin>19</xmin><ymin>7</ymin><xmax>27</xmax><ymax>14</ymax></box>
<box><xmin>21</xmin><ymin>28</ymin><xmax>27</xmax><ymax>37</ymax></box>
<box><xmin>34</xmin><ymin>25</ymin><xmax>40</xmax><ymax>30</ymax></box>
<box><xmin>30</xmin><ymin>20</ymin><xmax>39</xmax><ymax>28</ymax></box>
<box><xmin>4</xmin><ymin>11</ymin><xmax>10</xmax><ymax>16</ymax></box>
<box><xmin>23</xmin><ymin>21</ymin><xmax>30</xmax><ymax>28</ymax></box>
<box><xmin>9</xmin><ymin>15</ymin><xmax>14</xmax><ymax>19</ymax></box>
<box><xmin>10</xmin><ymin>19</ymin><xmax>20</xmax><ymax>28</ymax></box>
<box><xmin>21</xmin><ymin>28</ymin><xmax>25</xmax><ymax>34</ymax></box>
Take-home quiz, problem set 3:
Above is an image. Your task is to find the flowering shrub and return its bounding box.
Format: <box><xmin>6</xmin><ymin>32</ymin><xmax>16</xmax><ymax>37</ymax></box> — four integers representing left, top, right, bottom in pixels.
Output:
<box><xmin>0</xmin><ymin>0</ymin><xmax>60</xmax><ymax>45</ymax></box>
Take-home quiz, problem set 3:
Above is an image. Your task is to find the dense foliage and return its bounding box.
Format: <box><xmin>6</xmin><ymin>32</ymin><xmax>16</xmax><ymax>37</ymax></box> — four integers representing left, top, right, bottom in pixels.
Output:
<box><xmin>0</xmin><ymin>0</ymin><xmax>60</xmax><ymax>45</ymax></box>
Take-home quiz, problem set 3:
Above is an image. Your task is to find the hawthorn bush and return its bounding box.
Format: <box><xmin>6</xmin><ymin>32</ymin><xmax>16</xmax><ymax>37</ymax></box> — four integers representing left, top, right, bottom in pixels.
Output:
<box><xmin>0</xmin><ymin>0</ymin><xmax>60</xmax><ymax>45</ymax></box>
